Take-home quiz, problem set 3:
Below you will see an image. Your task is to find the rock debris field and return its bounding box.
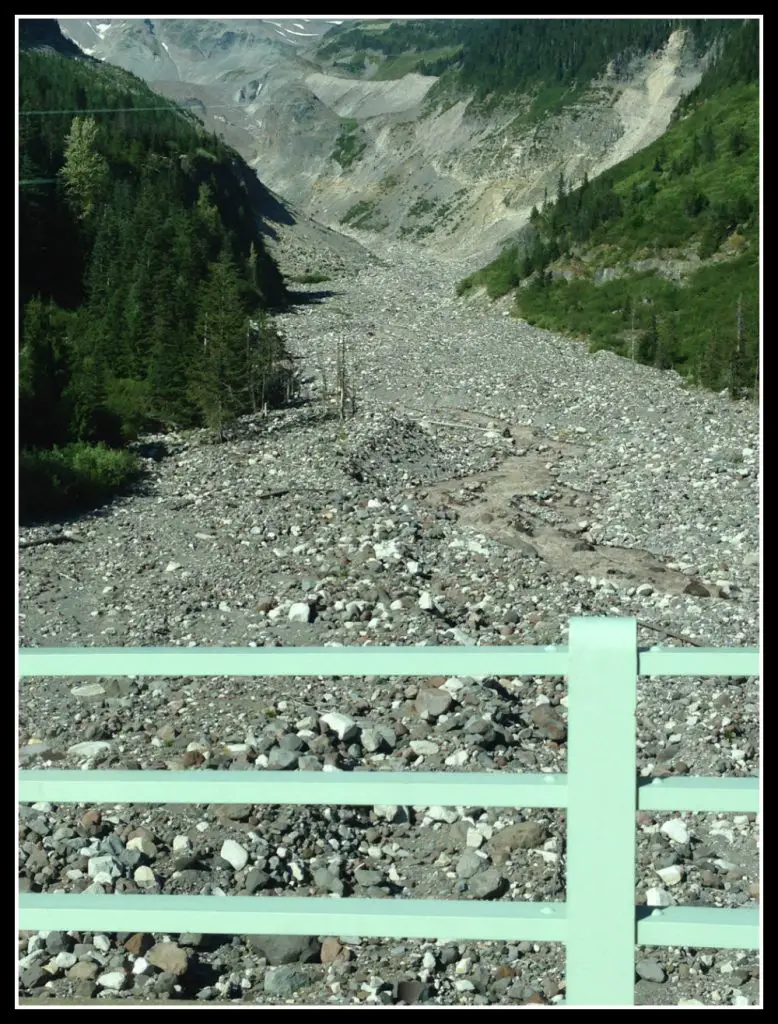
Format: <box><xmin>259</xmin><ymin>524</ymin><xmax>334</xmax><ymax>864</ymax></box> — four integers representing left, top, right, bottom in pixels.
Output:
<box><xmin>18</xmin><ymin>228</ymin><xmax>760</xmax><ymax>1007</ymax></box>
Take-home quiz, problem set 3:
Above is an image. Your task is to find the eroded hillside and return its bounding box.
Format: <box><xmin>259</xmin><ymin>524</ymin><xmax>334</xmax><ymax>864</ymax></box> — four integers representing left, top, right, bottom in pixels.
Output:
<box><xmin>57</xmin><ymin>18</ymin><xmax>707</xmax><ymax>256</ymax></box>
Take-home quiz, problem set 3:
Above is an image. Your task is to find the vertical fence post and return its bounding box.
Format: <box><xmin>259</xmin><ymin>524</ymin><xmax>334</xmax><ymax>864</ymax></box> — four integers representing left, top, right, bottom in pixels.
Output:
<box><xmin>565</xmin><ymin>616</ymin><xmax>638</xmax><ymax>1006</ymax></box>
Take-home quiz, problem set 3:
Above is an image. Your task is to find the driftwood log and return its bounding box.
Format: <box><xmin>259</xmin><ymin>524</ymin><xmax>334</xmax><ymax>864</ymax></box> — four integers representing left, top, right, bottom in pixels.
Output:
<box><xmin>19</xmin><ymin>535</ymin><xmax>82</xmax><ymax>549</ymax></box>
<box><xmin>637</xmin><ymin>620</ymin><xmax>702</xmax><ymax>647</ymax></box>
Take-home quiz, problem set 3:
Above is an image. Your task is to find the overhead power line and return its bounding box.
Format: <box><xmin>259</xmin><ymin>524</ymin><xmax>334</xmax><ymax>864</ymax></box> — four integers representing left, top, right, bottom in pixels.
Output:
<box><xmin>19</xmin><ymin>102</ymin><xmax>232</xmax><ymax>117</ymax></box>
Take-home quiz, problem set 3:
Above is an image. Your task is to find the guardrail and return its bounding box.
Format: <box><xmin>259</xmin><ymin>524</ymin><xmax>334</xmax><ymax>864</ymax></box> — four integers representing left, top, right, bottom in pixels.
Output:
<box><xmin>17</xmin><ymin>617</ymin><xmax>760</xmax><ymax>1006</ymax></box>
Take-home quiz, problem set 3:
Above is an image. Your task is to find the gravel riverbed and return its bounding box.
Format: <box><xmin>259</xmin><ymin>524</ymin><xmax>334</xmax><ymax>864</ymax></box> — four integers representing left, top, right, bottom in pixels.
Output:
<box><xmin>18</xmin><ymin>228</ymin><xmax>760</xmax><ymax>1007</ymax></box>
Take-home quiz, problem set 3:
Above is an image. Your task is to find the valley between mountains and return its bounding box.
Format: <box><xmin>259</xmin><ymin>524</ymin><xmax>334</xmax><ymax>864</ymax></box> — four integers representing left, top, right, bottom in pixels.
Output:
<box><xmin>19</xmin><ymin>225</ymin><xmax>759</xmax><ymax>1007</ymax></box>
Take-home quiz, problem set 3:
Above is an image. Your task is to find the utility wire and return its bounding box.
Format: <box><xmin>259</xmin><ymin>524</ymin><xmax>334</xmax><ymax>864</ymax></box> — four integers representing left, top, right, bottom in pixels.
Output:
<box><xmin>19</xmin><ymin>102</ymin><xmax>231</xmax><ymax>116</ymax></box>
<box><xmin>18</xmin><ymin>99</ymin><xmax>232</xmax><ymax>184</ymax></box>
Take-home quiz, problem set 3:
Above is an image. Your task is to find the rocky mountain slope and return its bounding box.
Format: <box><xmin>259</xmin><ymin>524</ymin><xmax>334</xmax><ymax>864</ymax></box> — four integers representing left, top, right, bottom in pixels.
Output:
<box><xmin>19</xmin><ymin>226</ymin><xmax>759</xmax><ymax>1007</ymax></box>
<box><xmin>56</xmin><ymin>18</ymin><xmax>707</xmax><ymax>256</ymax></box>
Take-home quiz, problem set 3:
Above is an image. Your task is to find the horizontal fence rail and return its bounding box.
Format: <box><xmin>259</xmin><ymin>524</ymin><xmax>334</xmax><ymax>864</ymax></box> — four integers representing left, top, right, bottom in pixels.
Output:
<box><xmin>17</xmin><ymin>618</ymin><xmax>760</xmax><ymax>1007</ymax></box>
<box><xmin>16</xmin><ymin>643</ymin><xmax>759</xmax><ymax>679</ymax></box>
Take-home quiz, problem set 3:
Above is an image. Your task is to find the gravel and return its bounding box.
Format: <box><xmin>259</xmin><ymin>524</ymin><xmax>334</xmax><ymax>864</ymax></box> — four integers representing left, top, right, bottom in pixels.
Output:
<box><xmin>18</xmin><ymin>229</ymin><xmax>759</xmax><ymax>1007</ymax></box>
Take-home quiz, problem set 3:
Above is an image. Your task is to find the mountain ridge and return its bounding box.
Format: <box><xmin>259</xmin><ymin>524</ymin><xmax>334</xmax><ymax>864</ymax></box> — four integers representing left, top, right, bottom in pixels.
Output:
<box><xmin>56</xmin><ymin>17</ymin><xmax>719</xmax><ymax>257</ymax></box>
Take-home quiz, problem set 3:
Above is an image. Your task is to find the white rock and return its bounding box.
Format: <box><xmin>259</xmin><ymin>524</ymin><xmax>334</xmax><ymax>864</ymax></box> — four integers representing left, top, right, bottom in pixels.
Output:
<box><xmin>133</xmin><ymin>865</ymin><xmax>156</xmax><ymax>887</ymax></box>
<box><xmin>441</xmin><ymin>676</ymin><xmax>465</xmax><ymax>694</ymax></box>
<box><xmin>374</xmin><ymin>539</ymin><xmax>401</xmax><ymax>561</ymax></box>
<box><xmin>127</xmin><ymin>836</ymin><xmax>157</xmax><ymax>858</ymax></box>
<box><xmin>132</xmin><ymin>957</ymin><xmax>151</xmax><ymax>975</ymax></box>
<box><xmin>418</xmin><ymin>591</ymin><xmax>434</xmax><ymax>610</ymax></box>
<box><xmin>655</xmin><ymin>865</ymin><xmax>683</xmax><ymax>886</ymax></box>
<box><xmin>87</xmin><ymin>856</ymin><xmax>120</xmax><ymax>880</ymax></box>
<box><xmin>320</xmin><ymin>712</ymin><xmax>359</xmax><ymax>742</ymax></box>
<box><xmin>220</xmin><ymin>839</ymin><xmax>249</xmax><ymax>871</ymax></box>
<box><xmin>373</xmin><ymin>805</ymin><xmax>406</xmax><ymax>823</ymax></box>
<box><xmin>164</xmin><ymin>562</ymin><xmax>182</xmax><ymax>573</ymax></box>
<box><xmin>645</xmin><ymin>886</ymin><xmax>675</xmax><ymax>907</ymax></box>
<box><xmin>449</xmin><ymin>628</ymin><xmax>472</xmax><ymax>645</ymax></box>
<box><xmin>709</xmin><ymin>824</ymin><xmax>735</xmax><ymax>843</ymax></box>
<box><xmin>186</xmin><ymin>741</ymin><xmax>209</xmax><ymax>754</ymax></box>
<box><xmin>288</xmin><ymin>602</ymin><xmax>312</xmax><ymax>623</ymax></box>
<box><xmin>425</xmin><ymin>806</ymin><xmax>458</xmax><ymax>824</ymax></box>
<box><xmin>466</xmin><ymin>537</ymin><xmax>489</xmax><ymax>554</ymax></box>
<box><xmin>660</xmin><ymin>818</ymin><xmax>690</xmax><ymax>844</ymax></box>
<box><xmin>97</xmin><ymin>971</ymin><xmax>127</xmax><ymax>990</ymax></box>
<box><xmin>70</xmin><ymin>684</ymin><xmax>106</xmax><ymax>698</ymax></box>
<box><xmin>466</xmin><ymin>828</ymin><xmax>484</xmax><ymax>848</ymax></box>
<box><xmin>410</xmin><ymin>740</ymin><xmax>440</xmax><ymax>755</ymax></box>
<box><xmin>19</xmin><ymin>951</ymin><xmax>46</xmax><ymax>969</ymax></box>
<box><xmin>445</xmin><ymin>750</ymin><xmax>469</xmax><ymax>766</ymax></box>
<box><xmin>67</xmin><ymin>741</ymin><xmax>112</xmax><ymax>758</ymax></box>
<box><xmin>54</xmin><ymin>952</ymin><xmax>77</xmax><ymax>969</ymax></box>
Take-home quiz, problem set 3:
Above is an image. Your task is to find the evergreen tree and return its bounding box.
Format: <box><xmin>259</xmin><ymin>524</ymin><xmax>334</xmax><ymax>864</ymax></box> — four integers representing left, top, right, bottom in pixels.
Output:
<box><xmin>147</xmin><ymin>266</ymin><xmax>194</xmax><ymax>428</ymax></box>
<box><xmin>61</xmin><ymin>309</ymin><xmax>115</xmax><ymax>444</ymax></box>
<box><xmin>728</xmin><ymin>294</ymin><xmax>749</xmax><ymax>399</ymax></box>
<box><xmin>555</xmin><ymin>171</ymin><xmax>566</xmax><ymax>208</ymax></box>
<box><xmin>729</xmin><ymin>126</ymin><xmax>748</xmax><ymax>156</ymax></box>
<box><xmin>58</xmin><ymin>115</ymin><xmax>109</xmax><ymax>222</ymax></box>
<box><xmin>700</xmin><ymin>123</ymin><xmax>717</xmax><ymax>162</ymax></box>
<box><xmin>189</xmin><ymin>251</ymin><xmax>248</xmax><ymax>439</ymax></box>
<box><xmin>690</xmin><ymin>131</ymin><xmax>702</xmax><ymax>165</ymax></box>
<box><xmin>19</xmin><ymin>298</ymin><xmax>72</xmax><ymax>448</ymax></box>
<box><xmin>700</xmin><ymin>331</ymin><xmax>725</xmax><ymax>389</ymax></box>
<box><xmin>653</xmin><ymin>317</ymin><xmax>672</xmax><ymax>371</ymax></box>
<box><xmin>638</xmin><ymin>311</ymin><xmax>659</xmax><ymax>365</ymax></box>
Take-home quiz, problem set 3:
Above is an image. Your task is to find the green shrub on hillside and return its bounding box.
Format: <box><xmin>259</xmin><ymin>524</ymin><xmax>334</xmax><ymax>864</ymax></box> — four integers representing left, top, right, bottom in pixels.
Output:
<box><xmin>19</xmin><ymin>443</ymin><xmax>142</xmax><ymax>523</ymax></box>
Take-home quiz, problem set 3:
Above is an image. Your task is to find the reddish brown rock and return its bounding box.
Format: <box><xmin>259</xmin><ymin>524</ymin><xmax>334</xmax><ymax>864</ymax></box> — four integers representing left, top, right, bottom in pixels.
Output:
<box><xmin>146</xmin><ymin>942</ymin><xmax>190</xmax><ymax>976</ymax></box>
<box><xmin>80</xmin><ymin>809</ymin><xmax>101</xmax><ymax>830</ymax></box>
<box><xmin>525</xmin><ymin>991</ymin><xmax>549</xmax><ymax>1005</ymax></box>
<box><xmin>123</xmin><ymin>933</ymin><xmax>152</xmax><ymax>956</ymax></box>
<box><xmin>530</xmin><ymin>704</ymin><xmax>567</xmax><ymax>742</ymax></box>
<box><xmin>320</xmin><ymin>937</ymin><xmax>343</xmax><ymax>963</ymax></box>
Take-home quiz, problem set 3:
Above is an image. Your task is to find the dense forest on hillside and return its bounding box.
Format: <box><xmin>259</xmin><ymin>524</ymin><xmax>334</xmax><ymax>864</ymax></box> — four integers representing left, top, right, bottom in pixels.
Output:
<box><xmin>19</xmin><ymin>30</ymin><xmax>294</xmax><ymax>523</ymax></box>
<box><xmin>318</xmin><ymin>18</ymin><xmax>730</xmax><ymax>105</ymax></box>
<box><xmin>457</xmin><ymin>19</ymin><xmax>759</xmax><ymax>398</ymax></box>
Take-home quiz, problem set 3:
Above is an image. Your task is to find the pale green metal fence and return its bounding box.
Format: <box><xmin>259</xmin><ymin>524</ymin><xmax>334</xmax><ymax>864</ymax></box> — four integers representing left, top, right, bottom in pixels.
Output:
<box><xmin>17</xmin><ymin>617</ymin><xmax>760</xmax><ymax>1006</ymax></box>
